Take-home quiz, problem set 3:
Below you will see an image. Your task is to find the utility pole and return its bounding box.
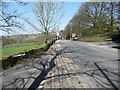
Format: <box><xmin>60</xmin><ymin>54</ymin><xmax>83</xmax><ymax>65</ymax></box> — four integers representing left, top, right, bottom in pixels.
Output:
<box><xmin>7</xmin><ymin>34</ymin><xmax>10</xmax><ymax>45</ymax></box>
<box><xmin>70</xmin><ymin>22</ymin><xmax>72</xmax><ymax>40</ymax></box>
<box><xmin>8</xmin><ymin>36</ymin><xmax>9</xmax><ymax>45</ymax></box>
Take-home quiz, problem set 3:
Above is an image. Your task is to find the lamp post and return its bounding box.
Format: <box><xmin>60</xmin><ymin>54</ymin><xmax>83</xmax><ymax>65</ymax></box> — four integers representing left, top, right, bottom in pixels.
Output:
<box><xmin>69</xmin><ymin>22</ymin><xmax>72</xmax><ymax>40</ymax></box>
<box><xmin>71</xmin><ymin>22</ymin><xmax>72</xmax><ymax>40</ymax></box>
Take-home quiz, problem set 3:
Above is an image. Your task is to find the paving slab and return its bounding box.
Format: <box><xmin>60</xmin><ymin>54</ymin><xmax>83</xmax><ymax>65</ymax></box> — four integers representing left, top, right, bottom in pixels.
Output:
<box><xmin>39</xmin><ymin>41</ymin><xmax>90</xmax><ymax>89</ymax></box>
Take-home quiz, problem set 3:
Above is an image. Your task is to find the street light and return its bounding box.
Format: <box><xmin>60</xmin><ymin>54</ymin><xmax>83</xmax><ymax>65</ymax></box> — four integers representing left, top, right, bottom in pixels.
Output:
<box><xmin>68</xmin><ymin>22</ymin><xmax>72</xmax><ymax>40</ymax></box>
<box><xmin>70</xmin><ymin>22</ymin><xmax>73</xmax><ymax>40</ymax></box>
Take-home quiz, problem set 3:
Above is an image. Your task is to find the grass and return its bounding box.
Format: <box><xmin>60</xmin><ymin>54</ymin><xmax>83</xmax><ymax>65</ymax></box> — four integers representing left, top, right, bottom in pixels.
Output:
<box><xmin>1</xmin><ymin>43</ymin><xmax>46</xmax><ymax>57</ymax></box>
<box><xmin>78</xmin><ymin>35</ymin><xmax>110</xmax><ymax>42</ymax></box>
<box><xmin>3</xmin><ymin>43</ymin><xmax>35</xmax><ymax>48</ymax></box>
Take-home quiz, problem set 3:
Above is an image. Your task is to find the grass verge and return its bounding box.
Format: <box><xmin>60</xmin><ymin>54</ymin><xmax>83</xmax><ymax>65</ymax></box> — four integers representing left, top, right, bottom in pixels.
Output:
<box><xmin>0</xmin><ymin>39</ymin><xmax>57</xmax><ymax>70</ymax></box>
<box><xmin>1</xmin><ymin>43</ymin><xmax>45</xmax><ymax>60</ymax></box>
<box><xmin>78</xmin><ymin>35</ymin><xmax>110</xmax><ymax>42</ymax></box>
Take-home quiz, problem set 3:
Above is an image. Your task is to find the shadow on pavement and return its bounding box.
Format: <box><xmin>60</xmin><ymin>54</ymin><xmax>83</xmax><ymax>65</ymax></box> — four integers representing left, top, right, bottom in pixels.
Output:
<box><xmin>2</xmin><ymin>45</ymin><xmax>119</xmax><ymax>89</ymax></box>
<box><xmin>112</xmin><ymin>46</ymin><xmax>120</xmax><ymax>49</ymax></box>
<box><xmin>43</xmin><ymin>64</ymin><xmax>119</xmax><ymax>89</ymax></box>
<box><xmin>60</xmin><ymin>48</ymin><xmax>119</xmax><ymax>89</ymax></box>
<box><xmin>28</xmin><ymin>48</ymin><xmax>66</xmax><ymax>89</ymax></box>
<box><xmin>2</xmin><ymin>48</ymin><xmax>66</xmax><ymax>89</ymax></box>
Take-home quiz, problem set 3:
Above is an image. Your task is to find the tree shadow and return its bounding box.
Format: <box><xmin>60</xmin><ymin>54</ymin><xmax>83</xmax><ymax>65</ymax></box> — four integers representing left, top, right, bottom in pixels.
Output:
<box><xmin>94</xmin><ymin>62</ymin><xmax>119</xmax><ymax>89</ymax></box>
<box><xmin>2</xmin><ymin>46</ymin><xmax>119</xmax><ymax>89</ymax></box>
<box><xmin>28</xmin><ymin>48</ymin><xmax>66</xmax><ymax>89</ymax></box>
<box><xmin>112</xmin><ymin>46</ymin><xmax>120</xmax><ymax>49</ymax></box>
<box><xmin>56</xmin><ymin>48</ymin><xmax>119</xmax><ymax>89</ymax></box>
<box><xmin>2</xmin><ymin>47</ymin><xmax>66</xmax><ymax>89</ymax></box>
<box><xmin>62</xmin><ymin>46</ymin><xmax>119</xmax><ymax>87</ymax></box>
<box><xmin>43</xmin><ymin>65</ymin><xmax>119</xmax><ymax>89</ymax></box>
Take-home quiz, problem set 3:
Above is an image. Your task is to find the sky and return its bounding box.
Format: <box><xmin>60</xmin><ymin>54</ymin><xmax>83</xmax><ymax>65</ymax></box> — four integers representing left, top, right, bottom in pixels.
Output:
<box><xmin>2</xmin><ymin>2</ymin><xmax>84</xmax><ymax>36</ymax></box>
<box><xmin>61</xmin><ymin>2</ymin><xmax>82</xmax><ymax>30</ymax></box>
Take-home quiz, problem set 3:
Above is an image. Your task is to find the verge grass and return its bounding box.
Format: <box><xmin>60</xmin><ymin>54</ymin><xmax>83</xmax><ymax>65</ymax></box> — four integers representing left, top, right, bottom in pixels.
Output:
<box><xmin>3</xmin><ymin>43</ymin><xmax>35</xmax><ymax>48</ymax></box>
<box><xmin>79</xmin><ymin>35</ymin><xmax>110</xmax><ymax>42</ymax></box>
<box><xmin>1</xmin><ymin>43</ymin><xmax>45</xmax><ymax>57</ymax></box>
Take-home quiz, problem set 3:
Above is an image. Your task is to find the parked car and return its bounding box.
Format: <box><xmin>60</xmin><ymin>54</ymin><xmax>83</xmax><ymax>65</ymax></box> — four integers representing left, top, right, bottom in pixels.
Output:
<box><xmin>59</xmin><ymin>37</ymin><xmax>65</xmax><ymax>40</ymax></box>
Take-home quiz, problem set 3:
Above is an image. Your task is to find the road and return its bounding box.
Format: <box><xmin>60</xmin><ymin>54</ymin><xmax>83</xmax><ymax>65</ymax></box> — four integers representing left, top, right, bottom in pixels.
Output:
<box><xmin>57</xmin><ymin>40</ymin><xmax>119</xmax><ymax>88</ymax></box>
<box><xmin>0</xmin><ymin>40</ymin><xmax>119</xmax><ymax>89</ymax></box>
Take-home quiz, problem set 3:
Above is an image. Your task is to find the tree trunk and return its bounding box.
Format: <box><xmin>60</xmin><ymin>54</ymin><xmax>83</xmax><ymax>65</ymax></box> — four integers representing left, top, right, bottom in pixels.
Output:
<box><xmin>110</xmin><ymin>2</ymin><xmax>114</xmax><ymax>28</ymax></box>
<box><xmin>45</xmin><ymin>27</ymin><xmax>48</xmax><ymax>43</ymax></box>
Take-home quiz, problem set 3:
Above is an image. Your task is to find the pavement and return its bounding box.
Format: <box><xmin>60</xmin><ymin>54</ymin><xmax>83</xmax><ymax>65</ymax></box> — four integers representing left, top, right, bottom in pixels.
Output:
<box><xmin>0</xmin><ymin>40</ymin><xmax>119</xmax><ymax>89</ymax></box>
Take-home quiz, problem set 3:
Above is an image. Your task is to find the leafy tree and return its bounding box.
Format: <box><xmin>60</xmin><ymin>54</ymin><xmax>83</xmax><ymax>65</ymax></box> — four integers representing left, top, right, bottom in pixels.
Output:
<box><xmin>63</xmin><ymin>1</ymin><xmax>118</xmax><ymax>41</ymax></box>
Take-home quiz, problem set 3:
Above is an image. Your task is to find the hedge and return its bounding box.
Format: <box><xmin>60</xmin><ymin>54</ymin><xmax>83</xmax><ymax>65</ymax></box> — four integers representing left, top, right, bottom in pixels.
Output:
<box><xmin>1</xmin><ymin>39</ymin><xmax>57</xmax><ymax>70</ymax></box>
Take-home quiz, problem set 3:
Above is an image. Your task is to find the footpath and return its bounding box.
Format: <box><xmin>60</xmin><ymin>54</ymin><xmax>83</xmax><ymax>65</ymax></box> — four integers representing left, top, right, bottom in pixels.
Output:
<box><xmin>36</xmin><ymin>40</ymin><xmax>90</xmax><ymax>89</ymax></box>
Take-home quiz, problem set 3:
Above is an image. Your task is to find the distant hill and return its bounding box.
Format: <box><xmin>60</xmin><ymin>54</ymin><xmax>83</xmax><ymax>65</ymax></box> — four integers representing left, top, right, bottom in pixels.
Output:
<box><xmin>1</xmin><ymin>33</ymin><xmax>42</xmax><ymax>47</ymax></box>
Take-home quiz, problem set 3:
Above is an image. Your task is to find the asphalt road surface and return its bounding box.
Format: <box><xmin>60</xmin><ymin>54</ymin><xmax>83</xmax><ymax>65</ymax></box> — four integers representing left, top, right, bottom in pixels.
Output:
<box><xmin>57</xmin><ymin>40</ymin><xmax>119</xmax><ymax>89</ymax></box>
<box><xmin>0</xmin><ymin>40</ymin><xmax>119</xmax><ymax>89</ymax></box>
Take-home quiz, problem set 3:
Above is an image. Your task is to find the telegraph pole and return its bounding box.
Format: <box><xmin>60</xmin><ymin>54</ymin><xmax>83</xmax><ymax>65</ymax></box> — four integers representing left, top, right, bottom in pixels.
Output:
<box><xmin>70</xmin><ymin>22</ymin><xmax>72</xmax><ymax>40</ymax></box>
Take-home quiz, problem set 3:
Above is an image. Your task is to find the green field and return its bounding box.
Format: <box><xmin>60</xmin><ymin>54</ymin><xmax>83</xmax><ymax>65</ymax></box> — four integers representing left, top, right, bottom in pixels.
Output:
<box><xmin>1</xmin><ymin>43</ymin><xmax>46</xmax><ymax>57</ymax></box>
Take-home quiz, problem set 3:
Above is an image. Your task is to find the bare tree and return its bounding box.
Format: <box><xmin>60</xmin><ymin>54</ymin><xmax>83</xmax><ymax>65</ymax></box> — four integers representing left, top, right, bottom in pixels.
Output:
<box><xmin>26</xmin><ymin>1</ymin><xmax>64</xmax><ymax>43</ymax></box>
<box><xmin>0</xmin><ymin>1</ymin><xmax>28</xmax><ymax>34</ymax></box>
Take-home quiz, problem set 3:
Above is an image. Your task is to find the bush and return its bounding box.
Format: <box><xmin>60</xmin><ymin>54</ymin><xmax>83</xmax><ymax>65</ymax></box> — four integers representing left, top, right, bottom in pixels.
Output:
<box><xmin>110</xmin><ymin>34</ymin><xmax>120</xmax><ymax>41</ymax></box>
